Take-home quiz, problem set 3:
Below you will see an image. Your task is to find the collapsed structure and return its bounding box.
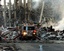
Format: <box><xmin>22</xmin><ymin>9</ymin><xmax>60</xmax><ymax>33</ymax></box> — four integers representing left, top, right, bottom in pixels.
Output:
<box><xmin>2</xmin><ymin>0</ymin><xmax>44</xmax><ymax>27</ymax></box>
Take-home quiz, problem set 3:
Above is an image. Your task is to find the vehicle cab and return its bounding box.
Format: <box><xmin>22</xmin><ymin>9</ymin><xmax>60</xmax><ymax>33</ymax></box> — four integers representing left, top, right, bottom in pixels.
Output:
<box><xmin>21</xmin><ymin>24</ymin><xmax>37</xmax><ymax>37</ymax></box>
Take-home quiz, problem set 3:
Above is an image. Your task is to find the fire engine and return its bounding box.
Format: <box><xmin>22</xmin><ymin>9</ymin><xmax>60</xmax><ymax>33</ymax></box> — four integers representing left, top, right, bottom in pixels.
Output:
<box><xmin>19</xmin><ymin>23</ymin><xmax>37</xmax><ymax>40</ymax></box>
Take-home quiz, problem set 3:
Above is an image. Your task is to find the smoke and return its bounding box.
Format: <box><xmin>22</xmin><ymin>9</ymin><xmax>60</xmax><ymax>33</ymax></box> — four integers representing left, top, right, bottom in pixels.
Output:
<box><xmin>54</xmin><ymin>18</ymin><xmax>64</xmax><ymax>30</ymax></box>
<box><xmin>51</xmin><ymin>0</ymin><xmax>64</xmax><ymax>30</ymax></box>
<box><xmin>32</xmin><ymin>0</ymin><xmax>42</xmax><ymax>9</ymax></box>
<box><xmin>42</xmin><ymin>0</ymin><xmax>64</xmax><ymax>30</ymax></box>
<box><xmin>28</xmin><ymin>0</ymin><xmax>64</xmax><ymax>30</ymax></box>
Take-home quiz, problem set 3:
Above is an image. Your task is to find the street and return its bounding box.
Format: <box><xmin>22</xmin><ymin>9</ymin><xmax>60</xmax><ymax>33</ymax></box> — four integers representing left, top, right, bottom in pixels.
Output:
<box><xmin>43</xmin><ymin>44</ymin><xmax>64</xmax><ymax>51</ymax></box>
<box><xmin>0</xmin><ymin>43</ymin><xmax>64</xmax><ymax>51</ymax></box>
<box><xmin>15</xmin><ymin>43</ymin><xmax>64</xmax><ymax>51</ymax></box>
